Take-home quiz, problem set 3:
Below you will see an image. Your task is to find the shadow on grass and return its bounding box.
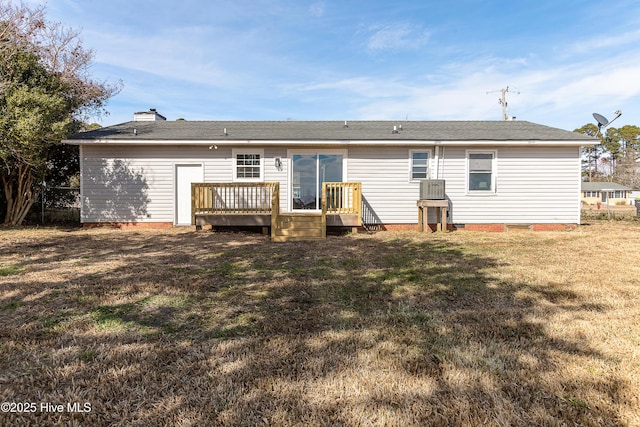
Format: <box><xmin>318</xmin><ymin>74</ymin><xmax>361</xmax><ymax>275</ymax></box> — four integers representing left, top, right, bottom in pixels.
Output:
<box><xmin>0</xmin><ymin>230</ymin><xmax>632</xmax><ymax>426</ymax></box>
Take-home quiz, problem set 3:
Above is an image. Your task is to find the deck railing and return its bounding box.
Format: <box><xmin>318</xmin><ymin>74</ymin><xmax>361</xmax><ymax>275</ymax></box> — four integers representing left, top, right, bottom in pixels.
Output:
<box><xmin>191</xmin><ymin>182</ymin><xmax>280</xmax><ymax>224</ymax></box>
<box><xmin>191</xmin><ymin>181</ymin><xmax>360</xmax><ymax>229</ymax></box>
<box><xmin>321</xmin><ymin>182</ymin><xmax>362</xmax><ymax>219</ymax></box>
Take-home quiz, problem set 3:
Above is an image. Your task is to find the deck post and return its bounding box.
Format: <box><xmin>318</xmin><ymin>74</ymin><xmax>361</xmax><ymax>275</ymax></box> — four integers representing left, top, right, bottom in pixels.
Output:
<box><xmin>191</xmin><ymin>183</ymin><xmax>196</xmax><ymax>225</ymax></box>
<box><xmin>271</xmin><ymin>182</ymin><xmax>279</xmax><ymax>240</ymax></box>
<box><xmin>354</xmin><ymin>183</ymin><xmax>362</xmax><ymax>226</ymax></box>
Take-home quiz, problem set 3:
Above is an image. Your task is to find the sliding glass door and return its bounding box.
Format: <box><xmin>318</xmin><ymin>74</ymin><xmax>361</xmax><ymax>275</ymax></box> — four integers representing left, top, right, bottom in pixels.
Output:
<box><xmin>291</xmin><ymin>151</ymin><xmax>344</xmax><ymax>211</ymax></box>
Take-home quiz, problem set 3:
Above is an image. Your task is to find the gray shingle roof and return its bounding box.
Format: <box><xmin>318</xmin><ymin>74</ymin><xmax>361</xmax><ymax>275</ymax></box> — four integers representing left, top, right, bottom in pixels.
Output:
<box><xmin>581</xmin><ymin>182</ymin><xmax>631</xmax><ymax>191</ymax></box>
<box><xmin>68</xmin><ymin>120</ymin><xmax>596</xmax><ymax>142</ymax></box>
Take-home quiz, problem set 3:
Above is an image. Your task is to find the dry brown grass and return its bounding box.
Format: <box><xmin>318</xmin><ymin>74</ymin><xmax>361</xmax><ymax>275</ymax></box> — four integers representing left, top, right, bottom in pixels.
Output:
<box><xmin>1</xmin><ymin>222</ymin><xmax>639</xmax><ymax>426</ymax></box>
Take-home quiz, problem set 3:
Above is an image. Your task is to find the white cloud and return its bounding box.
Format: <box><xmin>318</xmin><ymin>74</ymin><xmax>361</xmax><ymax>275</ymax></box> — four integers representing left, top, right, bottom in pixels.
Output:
<box><xmin>309</xmin><ymin>1</ymin><xmax>325</xmax><ymax>17</ymax></box>
<box><xmin>281</xmin><ymin>47</ymin><xmax>640</xmax><ymax>129</ymax></box>
<box><xmin>64</xmin><ymin>0</ymin><xmax>640</xmax><ymax>129</ymax></box>
<box><xmin>569</xmin><ymin>28</ymin><xmax>640</xmax><ymax>54</ymax></box>
<box><xmin>365</xmin><ymin>23</ymin><xmax>431</xmax><ymax>51</ymax></box>
<box><xmin>83</xmin><ymin>25</ymin><xmax>256</xmax><ymax>90</ymax></box>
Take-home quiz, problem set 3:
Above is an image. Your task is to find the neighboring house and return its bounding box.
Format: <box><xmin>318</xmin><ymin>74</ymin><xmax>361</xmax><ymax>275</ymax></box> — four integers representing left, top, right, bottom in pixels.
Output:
<box><xmin>581</xmin><ymin>182</ymin><xmax>632</xmax><ymax>205</ymax></box>
<box><xmin>64</xmin><ymin>110</ymin><xmax>596</xmax><ymax>234</ymax></box>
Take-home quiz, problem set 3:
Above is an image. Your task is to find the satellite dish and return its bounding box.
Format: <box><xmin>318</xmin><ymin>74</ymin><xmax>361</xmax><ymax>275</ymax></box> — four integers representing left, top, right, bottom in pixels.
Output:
<box><xmin>593</xmin><ymin>113</ymin><xmax>609</xmax><ymax>128</ymax></box>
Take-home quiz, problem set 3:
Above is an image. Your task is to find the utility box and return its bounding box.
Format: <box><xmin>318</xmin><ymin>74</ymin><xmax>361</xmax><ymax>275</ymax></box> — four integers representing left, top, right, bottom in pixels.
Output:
<box><xmin>420</xmin><ymin>179</ymin><xmax>446</xmax><ymax>200</ymax></box>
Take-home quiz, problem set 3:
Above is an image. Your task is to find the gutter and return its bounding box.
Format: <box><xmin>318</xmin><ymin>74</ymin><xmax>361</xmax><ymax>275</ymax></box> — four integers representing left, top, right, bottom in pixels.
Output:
<box><xmin>63</xmin><ymin>139</ymin><xmax>597</xmax><ymax>147</ymax></box>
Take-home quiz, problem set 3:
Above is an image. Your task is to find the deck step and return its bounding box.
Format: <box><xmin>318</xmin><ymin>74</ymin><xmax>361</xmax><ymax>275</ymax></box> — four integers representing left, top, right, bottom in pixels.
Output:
<box><xmin>272</xmin><ymin>213</ymin><xmax>326</xmax><ymax>242</ymax></box>
<box><xmin>275</xmin><ymin>228</ymin><xmax>324</xmax><ymax>237</ymax></box>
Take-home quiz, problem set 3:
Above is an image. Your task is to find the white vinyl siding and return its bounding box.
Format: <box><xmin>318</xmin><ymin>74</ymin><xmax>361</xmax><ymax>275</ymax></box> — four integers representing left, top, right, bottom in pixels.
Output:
<box><xmin>80</xmin><ymin>145</ymin><xmax>231</xmax><ymax>223</ymax></box>
<box><xmin>80</xmin><ymin>143</ymin><xmax>582</xmax><ymax>226</ymax></box>
<box><xmin>348</xmin><ymin>145</ymin><xmax>580</xmax><ymax>225</ymax></box>
<box><xmin>443</xmin><ymin>146</ymin><xmax>581</xmax><ymax>224</ymax></box>
<box><xmin>263</xmin><ymin>147</ymin><xmax>288</xmax><ymax>212</ymax></box>
<box><xmin>80</xmin><ymin>145</ymin><xmax>287</xmax><ymax>224</ymax></box>
<box><xmin>348</xmin><ymin>146</ymin><xmax>424</xmax><ymax>224</ymax></box>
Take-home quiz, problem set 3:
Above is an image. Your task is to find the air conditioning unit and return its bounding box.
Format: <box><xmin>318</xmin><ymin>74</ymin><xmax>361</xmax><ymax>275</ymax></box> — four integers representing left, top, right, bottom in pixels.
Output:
<box><xmin>420</xmin><ymin>179</ymin><xmax>446</xmax><ymax>200</ymax></box>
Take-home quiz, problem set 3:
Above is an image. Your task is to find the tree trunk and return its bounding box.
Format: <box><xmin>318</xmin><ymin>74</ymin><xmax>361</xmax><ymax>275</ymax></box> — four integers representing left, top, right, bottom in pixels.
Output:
<box><xmin>2</xmin><ymin>164</ymin><xmax>41</xmax><ymax>225</ymax></box>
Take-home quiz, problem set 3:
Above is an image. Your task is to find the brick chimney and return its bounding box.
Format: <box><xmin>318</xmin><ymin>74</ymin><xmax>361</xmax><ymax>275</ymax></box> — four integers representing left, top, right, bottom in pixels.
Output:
<box><xmin>133</xmin><ymin>108</ymin><xmax>167</xmax><ymax>122</ymax></box>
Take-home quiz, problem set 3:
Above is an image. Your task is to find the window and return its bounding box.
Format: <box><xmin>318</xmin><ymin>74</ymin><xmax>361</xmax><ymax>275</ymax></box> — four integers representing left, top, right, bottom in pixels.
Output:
<box><xmin>410</xmin><ymin>151</ymin><xmax>430</xmax><ymax>181</ymax></box>
<box><xmin>289</xmin><ymin>150</ymin><xmax>346</xmax><ymax>211</ymax></box>
<box><xmin>584</xmin><ymin>191</ymin><xmax>598</xmax><ymax>198</ymax></box>
<box><xmin>237</xmin><ymin>154</ymin><xmax>260</xmax><ymax>178</ymax></box>
<box><xmin>467</xmin><ymin>151</ymin><xmax>496</xmax><ymax>193</ymax></box>
<box><xmin>233</xmin><ymin>149</ymin><xmax>264</xmax><ymax>181</ymax></box>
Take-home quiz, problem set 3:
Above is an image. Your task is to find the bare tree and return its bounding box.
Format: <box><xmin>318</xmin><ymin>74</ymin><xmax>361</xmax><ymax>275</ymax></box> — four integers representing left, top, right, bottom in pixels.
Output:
<box><xmin>1</xmin><ymin>2</ymin><xmax>121</xmax><ymax>225</ymax></box>
<box><xmin>0</xmin><ymin>3</ymin><xmax>45</xmax><ymax>92</ymax></box>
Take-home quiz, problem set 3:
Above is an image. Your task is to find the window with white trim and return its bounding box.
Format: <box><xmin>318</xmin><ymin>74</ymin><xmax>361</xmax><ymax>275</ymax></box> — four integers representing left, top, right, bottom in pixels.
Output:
<box><xmin>467</xmin><ymin>151</ymin><xmax>496</xmax><ymax>193</ymax></box>
<box><xmin>232</xmin><ymin>149</ymin><xmax>264</xmax><ymax>181</ymax></box>
<box><xmin>410</xmin><ymin>151</ymin><xmax>430</xmax><ymax>181</ymax></box>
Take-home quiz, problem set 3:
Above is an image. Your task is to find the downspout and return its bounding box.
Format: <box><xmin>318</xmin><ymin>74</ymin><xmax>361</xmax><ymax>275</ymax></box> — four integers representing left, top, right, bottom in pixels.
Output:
<box><xmin>434</xmin><ymin>145</ymin><xmax>440</xmax><ymax>179</ymax></box>
<box><xmin>79</xmin><ymin>144</ymin><xmax>84</xmax><ymax>224</ymax></box>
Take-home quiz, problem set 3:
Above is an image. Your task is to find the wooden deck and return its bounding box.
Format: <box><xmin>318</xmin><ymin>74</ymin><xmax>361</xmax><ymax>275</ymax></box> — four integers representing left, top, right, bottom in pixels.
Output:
<box><xmin>192</xmin><ymin>182</ymin><xmax>362</xmax><ymax>241</ymax></box>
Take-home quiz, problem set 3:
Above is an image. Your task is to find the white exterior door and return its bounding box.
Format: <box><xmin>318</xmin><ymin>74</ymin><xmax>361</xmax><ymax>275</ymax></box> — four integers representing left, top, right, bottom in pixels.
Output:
<box><xmin>175</xmin><ymin>164</ymin><xmax>203</xmax><ymax>225</ymax></box>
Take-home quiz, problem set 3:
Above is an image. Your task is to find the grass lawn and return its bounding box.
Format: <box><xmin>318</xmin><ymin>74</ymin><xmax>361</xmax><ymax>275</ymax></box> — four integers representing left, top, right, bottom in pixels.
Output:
<box><xmin>1</xmin><ymin>222</ymin><xmax>639</xmax><ymax>426</ymax></box>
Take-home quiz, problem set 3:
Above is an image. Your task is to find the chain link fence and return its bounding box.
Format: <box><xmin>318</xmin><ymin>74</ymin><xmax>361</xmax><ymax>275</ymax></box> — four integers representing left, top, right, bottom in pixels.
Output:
<box><xmin>31</xmin><ymin>185</ymin><xmax>81</xmax><ymax>224</ymax></box>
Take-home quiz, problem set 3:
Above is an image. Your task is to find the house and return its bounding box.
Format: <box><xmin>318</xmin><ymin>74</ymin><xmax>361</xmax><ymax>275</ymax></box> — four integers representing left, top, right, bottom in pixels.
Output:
<box><xmin>581</xmin><ymin>182</ymin><xmax>632</xmax><ymax>205</ymax></box>
<box><xmin>64</xmin><ymin>110</ymin><xmax>596</xmax><ymax>238</ymax></box>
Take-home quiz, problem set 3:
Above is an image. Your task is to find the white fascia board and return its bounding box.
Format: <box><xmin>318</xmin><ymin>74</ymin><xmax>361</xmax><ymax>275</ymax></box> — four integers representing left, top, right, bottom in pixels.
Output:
<box><xmin>63</xmin><ymin>139</ymin><xmax>595</xmax><ymax>146</ymax></box>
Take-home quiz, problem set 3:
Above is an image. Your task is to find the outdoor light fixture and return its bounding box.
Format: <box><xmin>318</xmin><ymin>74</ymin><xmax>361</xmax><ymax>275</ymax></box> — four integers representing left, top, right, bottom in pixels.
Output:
<box><xmin>208</xmin><ymin>145</ymin><xmax>218</xmax><ymax>150</ymax></box>
<box><xmin>275</xmin><ymin>157</ymin><xmax>283</xmax><ymax>170</ymax></box>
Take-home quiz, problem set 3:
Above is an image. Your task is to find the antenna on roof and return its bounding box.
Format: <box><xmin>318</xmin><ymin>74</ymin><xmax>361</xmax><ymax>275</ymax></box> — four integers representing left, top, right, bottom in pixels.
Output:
<box><xmin>593</xmin><ymin>110</ymin><xmax>622</xmax><ymax>133</ymax></box>
<box><xmin>592</xmin><ymin>110</ymin><xmax>622</xmax><ymax>141</ymax></box>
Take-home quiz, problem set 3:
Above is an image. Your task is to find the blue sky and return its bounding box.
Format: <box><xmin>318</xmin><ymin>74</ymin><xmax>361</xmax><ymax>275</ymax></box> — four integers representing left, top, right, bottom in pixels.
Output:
<box><xmin>27</xmin><ymin>0</ymin><xmax>640</xmax><ymax>130</ymax></box>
